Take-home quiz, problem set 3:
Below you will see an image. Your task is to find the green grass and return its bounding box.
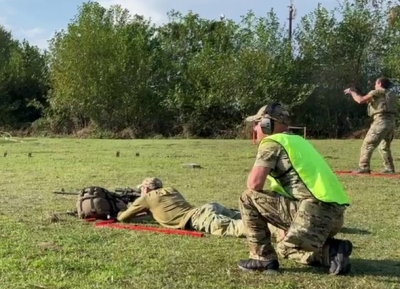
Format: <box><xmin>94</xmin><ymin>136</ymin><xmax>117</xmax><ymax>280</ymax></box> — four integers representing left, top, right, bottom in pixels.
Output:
<box><xmin>0</xmin><ymin>137</ymin><xmax>400</xmax><ymax>289</ymax></box>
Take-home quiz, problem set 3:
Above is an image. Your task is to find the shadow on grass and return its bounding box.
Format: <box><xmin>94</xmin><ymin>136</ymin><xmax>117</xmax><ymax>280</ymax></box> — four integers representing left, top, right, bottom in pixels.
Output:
<box><xmin>340</xmin><ymin>227</ymin><xmax>371</xmax><ymax>235</ymax></box>
<box><xmin>350</xmin><ymin>259</ymin><xmax>400</xmax><ymax>278</ymax></box>
<box><xmin>281</xmin><ymin>259</ymin><xmax>400</xmax><ymax>278</ymax></box>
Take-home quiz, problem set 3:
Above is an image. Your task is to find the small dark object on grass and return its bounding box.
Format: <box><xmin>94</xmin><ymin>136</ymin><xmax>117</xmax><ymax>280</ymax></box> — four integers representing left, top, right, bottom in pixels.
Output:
<box><xmin>3</xmin><ymin>152</ymin><xmax>7</xmax><ymax>157</ymax></box>
<box><xmin>28</xmin><ymin>152</ymin><xmax>32</xmax><ymax>157</ymax></box>
<box><xmin>46</xmin><ymin>212</ymin><xmax>60</xmax><ymax>223</ymax></box>
<box><xmin>182</xmin><ymin>163</ymin><xmax>202</xmax><ymax>169</ymax></box>
<box><xmin>116</xmin><ymin>151</ymin><xmax>120</xmax><ymax>157</ymax></box>
<box><xmin>135</xmin><ymin>152</ymin><xmax>140</xmax><ymax>157</ymax></box>
<box><xmin>66</xmin><ymin>211</ymin><xmax>77</xmax><ymax>216</ymax></box>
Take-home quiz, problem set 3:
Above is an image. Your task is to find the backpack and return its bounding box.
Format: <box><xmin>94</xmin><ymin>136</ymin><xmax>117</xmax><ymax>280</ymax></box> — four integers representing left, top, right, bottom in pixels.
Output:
<box><xmin>76</xmin><ymin>186</ymin><xmax>127</xmax><ymax>220</ymax></box>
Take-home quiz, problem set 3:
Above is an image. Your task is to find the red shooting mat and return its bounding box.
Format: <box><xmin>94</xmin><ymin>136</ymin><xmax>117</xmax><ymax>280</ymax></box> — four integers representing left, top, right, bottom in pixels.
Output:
<box><xmin>84</xmin><ymin>218</ymin><xmax>204</xmax><ymax>238</ymax></box>
<box><xmin>335</xmin><ymin>170</ymin><xmax>400</xmax><ymax>178</ymax></box>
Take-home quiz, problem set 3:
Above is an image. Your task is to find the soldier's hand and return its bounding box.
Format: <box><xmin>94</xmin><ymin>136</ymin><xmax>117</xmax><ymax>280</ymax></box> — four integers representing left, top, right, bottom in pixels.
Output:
<box><xmin>343</xmin><ymin>88</ymin><xmax>352</xmax><ymax>94</ymax></box>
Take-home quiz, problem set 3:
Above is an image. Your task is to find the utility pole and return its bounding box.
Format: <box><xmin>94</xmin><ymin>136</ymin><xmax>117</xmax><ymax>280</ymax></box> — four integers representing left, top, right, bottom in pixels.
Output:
<box><xmin>288</xmin><ymin>1</ymin><xmax>296</xmax><ymax>40</ymax></box>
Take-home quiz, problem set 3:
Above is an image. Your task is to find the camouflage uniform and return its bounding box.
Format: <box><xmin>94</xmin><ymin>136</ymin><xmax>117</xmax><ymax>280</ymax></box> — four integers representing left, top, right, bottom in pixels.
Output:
<box><xmin>117</xmin><ymin>178</ymin><xmax>198</xmax><ymax>230</ymax></box>
<box><xmin>188</xmin><ymin>202</ymin><xmax>245</xmax><ymax>237</ymax></box>
<box><xmin>188</xmin><ymin>203</ymin><xmax>280</xmax><ymax>239</ymax></box>
<box><xmin>119</xmin><ymin>177</ymin><xmax>253</xmax><ymax>238</ymax></box>
<box><xmin>357</xmin><ymin>89</ymin><xmax>398</xmax><ymax>173</ymax></box>
<box><xmin>238</xmin><ymin>103</ymin><xmax>352</xmax><ymax>275</ymax></box>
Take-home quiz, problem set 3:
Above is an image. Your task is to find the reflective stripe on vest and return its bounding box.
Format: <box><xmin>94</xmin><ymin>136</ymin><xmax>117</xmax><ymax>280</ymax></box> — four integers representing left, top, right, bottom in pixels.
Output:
<box><xmin>262</xmin><ymin>133</ymin><xmax>350</xmax><ymax>206</ymax></box>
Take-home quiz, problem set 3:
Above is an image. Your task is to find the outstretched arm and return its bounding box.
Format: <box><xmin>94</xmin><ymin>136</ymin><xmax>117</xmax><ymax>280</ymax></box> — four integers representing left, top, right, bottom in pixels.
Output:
<box><xmin>117</xmin><ymin>196</ymin><xmax>149</xmax><ymax>222</ymax></box>
<box><xmin>344</xmin><ymin>88</ymin><xmax>375</xmax><ymax>104</ymax></box>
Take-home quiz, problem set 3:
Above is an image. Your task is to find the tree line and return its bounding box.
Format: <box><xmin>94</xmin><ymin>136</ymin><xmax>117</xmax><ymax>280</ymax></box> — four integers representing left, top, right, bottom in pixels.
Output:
<box><xmin>1</xmin><ymin>0</ymin><xmax>400</xmax><ymax>139</ymax></box>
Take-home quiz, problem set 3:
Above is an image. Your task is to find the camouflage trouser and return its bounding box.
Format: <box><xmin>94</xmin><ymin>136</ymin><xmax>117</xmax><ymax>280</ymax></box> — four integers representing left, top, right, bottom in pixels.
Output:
<box><xmin>189</xmin><ymin>202</ymin><xmax>246</xmax><ymax>237</ymax></box>
<box><xmin>359</xmin><ymin>115</ymin><xmax>396</xmax><ymax>171</ymax></box>
<box><xmin>239</xmin><ymin>189</ymin><xmax>345</xmax><ymax>267</ymax></box>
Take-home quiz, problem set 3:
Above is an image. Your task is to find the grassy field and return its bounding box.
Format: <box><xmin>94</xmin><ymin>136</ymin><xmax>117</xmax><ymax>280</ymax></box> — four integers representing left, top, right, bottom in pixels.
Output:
<box><xmin>0</xmin><ymin>137</ymin><xmax>399</xmax><ymax>289</ymax></box>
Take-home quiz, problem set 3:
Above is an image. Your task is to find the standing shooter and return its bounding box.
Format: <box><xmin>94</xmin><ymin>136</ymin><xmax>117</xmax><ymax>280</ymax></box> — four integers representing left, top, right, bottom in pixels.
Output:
<box><xmin>344</xmin><ymin>77</ymin><xmax>398</xmax><ymax>174</ymax></box>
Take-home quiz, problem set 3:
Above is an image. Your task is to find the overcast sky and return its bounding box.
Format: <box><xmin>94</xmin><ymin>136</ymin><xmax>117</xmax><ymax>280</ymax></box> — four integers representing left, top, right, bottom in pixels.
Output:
<box><xmin>0</xmin><ymin>0</ymin><xmax>339</xmax><ymax>49</ymax></box>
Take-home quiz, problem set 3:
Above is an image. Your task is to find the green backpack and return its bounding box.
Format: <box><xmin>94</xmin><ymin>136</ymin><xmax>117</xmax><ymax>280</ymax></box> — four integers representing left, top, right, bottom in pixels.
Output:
<box><xmin>76</xmin><ymin>186</ymin><xmax>127</xmax><ymax>219</ymax></box>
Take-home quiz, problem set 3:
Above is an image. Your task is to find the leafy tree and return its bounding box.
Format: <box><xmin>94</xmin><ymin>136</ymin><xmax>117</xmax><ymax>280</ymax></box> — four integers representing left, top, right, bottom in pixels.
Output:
<box><xmin>0</xmin><ymin>26</ymin><xmax>48</xmax><ymax>128</ymax></box>
<box><xmin>2</xmin><ymin>0</ymin><xmax>400</xmax><ymax>139</ymax></box>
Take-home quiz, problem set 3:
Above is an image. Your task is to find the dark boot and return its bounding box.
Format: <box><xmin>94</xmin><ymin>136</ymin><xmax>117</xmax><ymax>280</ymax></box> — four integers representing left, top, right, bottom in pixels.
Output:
<box><xmin>328</xmin><ymin>239</ymin><xmax>353</xmax><ymax>275</ymax></box>
<box><xmin>382</xmin><ymin>169</ymin><xmax>395</xmax><ymax>174</ymax></box>
<box><xmin>237</xmin><ymin>259</ymin><xmax>279</xmax><ymax>274</ymax></box>
<box><xmin>352</xmin><ymin>167</ymin><xmax>371</xmax><ymax>174</ymax></box>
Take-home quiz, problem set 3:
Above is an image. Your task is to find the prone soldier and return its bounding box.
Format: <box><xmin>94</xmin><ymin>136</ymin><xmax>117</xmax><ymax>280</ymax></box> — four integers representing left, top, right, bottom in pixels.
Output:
<box><xmin>117</xmin><ymin>177</ymin><xmax>246</xmax><ymax>238</ymax></box>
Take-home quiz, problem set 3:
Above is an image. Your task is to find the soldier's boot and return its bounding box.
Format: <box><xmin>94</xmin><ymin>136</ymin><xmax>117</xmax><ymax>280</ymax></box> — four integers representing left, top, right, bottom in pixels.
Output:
<box><xmin>352</xmin><ymin>167</ymin><xmax>371</xmax><ymax>174</ymax></box>
<box><xmin>237</xmin><ymin>259</ymin><xmax>279</xmax><ymax>274</ymax></box>
<box><xmin>382</xmin><ymin>160</ymin><xmax>395</xmax><ymax>174</ymax></box>
<box><xmin>328</xmin><ymin>239</ymin><xmax>353</xmax><ymax>275</ymax></box>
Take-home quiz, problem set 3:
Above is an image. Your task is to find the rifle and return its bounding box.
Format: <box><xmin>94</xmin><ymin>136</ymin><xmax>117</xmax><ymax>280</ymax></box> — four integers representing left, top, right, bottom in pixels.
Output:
<box><xmin>53</xmin><ymin>187</ymin><xmax>141</xmax><ymax>204</ymax></box>
<box><xmin>113</xmin><ymin>187</ymin><xmax>141</xmax><ymax>203</ymax></box>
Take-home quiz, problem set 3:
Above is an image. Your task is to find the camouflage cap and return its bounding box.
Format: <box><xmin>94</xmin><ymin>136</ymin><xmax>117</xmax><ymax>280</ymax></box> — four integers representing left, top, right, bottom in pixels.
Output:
<box><xmin>141</xmin><ymin>177</ymin><xmax>163</xmax><ymax>190</ymax></box>
<box><xmin>245</xmin><ymin>103</ymin><xmax>291</xmax><ymax>125</ymax></box>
